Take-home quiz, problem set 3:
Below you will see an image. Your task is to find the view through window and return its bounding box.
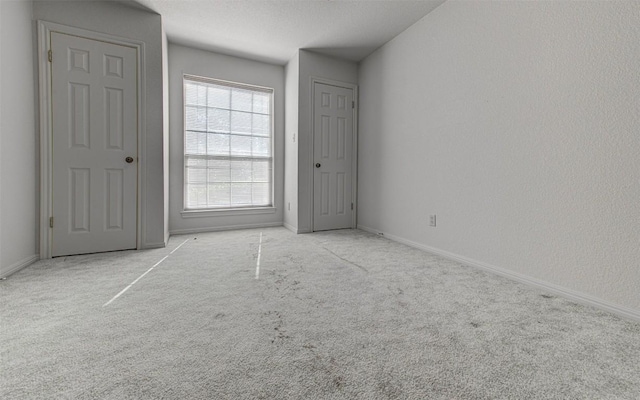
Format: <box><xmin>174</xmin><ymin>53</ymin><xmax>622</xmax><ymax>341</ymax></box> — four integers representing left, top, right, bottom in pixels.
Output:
<box><xmin>183</xmin><ymin>75</ymin><xmax>273</xmax><ymax>210</ymax></box>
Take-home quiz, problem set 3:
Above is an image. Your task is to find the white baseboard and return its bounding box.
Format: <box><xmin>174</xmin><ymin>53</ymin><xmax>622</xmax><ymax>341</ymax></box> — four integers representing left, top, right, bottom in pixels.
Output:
<box><xmin>1</xmin><ymin>254</ymin><xmax>39</xmax><ymax>279</ymax></box>
<box><xmin>358</xmin><ymin>224</ymin><xmax>384</xmax><ymax>236</ymax></box>
<box><xmin>169</xmin><ymin>222</ymin><xmax>283</xmax><ymax>236</ymax></box>
<box><xmin>282</xmin><ymin>223</ymin><xmax>312</xmax><ymax>234</ymax></box>
<box><xmin>358</xmin><ymin>224</ymin><xmax>640</xmax><ymax>323</ymax></box>
<box><xmin>141</xmin><ymin>241</ymin><xmax>166</xmax><ymax>250</ymax></box>
<box><xmin>283</xmin><ymin>222</ymin><xmax>298</xmax><ymax>234</ymax></box>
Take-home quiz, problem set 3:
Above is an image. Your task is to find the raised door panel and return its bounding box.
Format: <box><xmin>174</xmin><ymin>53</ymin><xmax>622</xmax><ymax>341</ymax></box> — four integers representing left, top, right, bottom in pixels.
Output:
<box><xmin>69</xmin><ymin>168</ymin><xmax>91</xmax><ymax>233</ymax></box>
<box><xmin>68</xmin><ymin>83</ymin><xmax>91</xmax><ymax>149</ymax></box>
<box><xmin>105</xmin><ymin>169</ymin><xmax>124</xmax><ymax>231</ymax></box>
<box><xmin>104</xmin><ymin>88</ymin><xmax>124</xmax><ymax>150</ymax></box>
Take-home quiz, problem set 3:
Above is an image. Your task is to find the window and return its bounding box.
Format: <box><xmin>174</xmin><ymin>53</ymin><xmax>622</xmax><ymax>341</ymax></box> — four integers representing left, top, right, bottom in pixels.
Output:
<box><xmin>183</xmin><ymin>75</ymin><xmax>273</xmax><ymax>210</ymax></box>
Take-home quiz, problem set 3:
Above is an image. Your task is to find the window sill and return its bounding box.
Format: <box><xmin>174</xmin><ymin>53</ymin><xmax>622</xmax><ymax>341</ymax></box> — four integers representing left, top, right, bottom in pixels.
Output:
<box><xmin>181</xmin><ymin>207</ymin><xmax>277</xmax><ymax>218</ymax></box>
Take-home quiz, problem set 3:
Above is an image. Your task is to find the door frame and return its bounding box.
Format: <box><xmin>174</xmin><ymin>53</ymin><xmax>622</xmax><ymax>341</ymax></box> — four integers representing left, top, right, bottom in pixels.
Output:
<box><xmin>309</xmin><ymin>77</ymin><xmax>359</xmax><ymax>232</ymax></box>
<box><xmin>37</xmin><ymin>21</ymin><xmax>146</xmax><ymax>258</ymax></box>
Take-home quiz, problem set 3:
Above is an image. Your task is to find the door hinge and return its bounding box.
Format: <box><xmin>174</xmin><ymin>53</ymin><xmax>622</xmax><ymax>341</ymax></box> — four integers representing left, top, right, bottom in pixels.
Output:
<box><xmin>48</xmin><ymin>50</ymin><xmax>52</xmax><ymax>63</ymax></box>
<box><xmin>49</xmin><ymin>217</ymin><xmax>54</xmax><ymax>228</ymax></box>
<box><xmin>352</xmin><ymin>101</ymin><xmax>355</xmax><ymax>109</ymax></box>
<box><xmin>351</xmin><ymin>203</ymin><xmax>354</xmax><ymax>210</ymax></box>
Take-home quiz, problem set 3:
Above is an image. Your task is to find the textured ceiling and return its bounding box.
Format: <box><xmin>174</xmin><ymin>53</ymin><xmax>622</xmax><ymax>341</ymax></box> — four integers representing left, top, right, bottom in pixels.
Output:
<box><xmin>129</xmin><ymin>0</ymin><xmax>445</xmax><ymax>65</ymax></box>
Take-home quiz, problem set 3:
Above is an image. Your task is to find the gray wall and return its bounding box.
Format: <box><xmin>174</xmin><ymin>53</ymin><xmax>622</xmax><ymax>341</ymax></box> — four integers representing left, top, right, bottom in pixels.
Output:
<box><xmin>284</xmin><ymin>52</ymin><xmax>300</xmax><ymax>232</ymax></box>
<box><xmin>168</xmin><ymin>43</ymin><xmax>285</xmax><ymax>234</ymax></box>
<box><xmin>0</xmin><ymin>0</ymin><xmax>38</xmax><ymax>276</ymax></box>
<box><xmin>32</xmin><ymin>0</ymin><xmax>168</xmax><ymax>248</ymax></box>
<box><xmin>358</xmin><ymin>1</ymin><xmax>640</xmax><ymax>311</ymax></box>
<box><xmin>162</xmin><ymin>27</ymin><xmax>170</xmax><ymax>244</ymax></box>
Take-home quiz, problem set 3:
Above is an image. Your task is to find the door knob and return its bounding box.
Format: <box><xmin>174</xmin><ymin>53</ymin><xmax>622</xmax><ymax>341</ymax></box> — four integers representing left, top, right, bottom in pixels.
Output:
<box><xmin>315</xmin><ymin>163</ymin><xmax>321</xmax><ymax>168</ymax></box>
<box><xmin>125</xmin><ymin>156</ymin><xmax>134</xmax><ymax>163</ymax></box>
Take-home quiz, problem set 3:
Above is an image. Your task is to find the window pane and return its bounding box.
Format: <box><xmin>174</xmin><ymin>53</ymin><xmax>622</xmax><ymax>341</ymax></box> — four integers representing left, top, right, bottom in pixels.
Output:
<box><xmin>207</xmin><ymin>133</ymin><xmax>230</xmax><ymax>156</ymax></box>
<box><xmin>230</xmin><ymin>135</ymin><xmax>252</xmax><ymax>157</ymax></box>
<box><xmin>231</xmin><ymin>89</ymin><xmax>253</xmax><ymax>112</ymax></box>
<box><xmin>208</xmin><ymin>86</ymin><xmax>230</xmax><ymax>109</ymax></box>
<box><xmin>230</xmin><ymin>111</ymin><xmax>251</xmax><ymax>134</ymax></box>
<box><xmin>231</xmin><ymin>160</ymin><xmax>252</xmax><ymax>182</ymax></box>
<box><xmin>252</xmin><ymin>114</ymin><xmax>270</xmax><ymax>136</ymax></box>
<box><xmin>185</xmin><ymin>106</ymin><xmax>206</xmax><ymax>131</ymax></box>
<box><xmin>186</xmin><ymin>156</ymin><xmax>206</xmax><ymax>168</ymax></box>
<box><xmin>252</xmin><ymin>137</ymin><xmax>270</xmax><ymax>157</ymax></box>
<box><xmin>208</xmin><ymin>160</ymin><xmax>230</xmax><ymax>182</ymax></box>
<box><xmin>185</xmin><ymin>83</ymin><xmax>206</xmax><ymax>106</ymax></box>
<box><xmin>185</xmin><ymin>131</ymin><xmax>207</xmax><ymax>155</ymax></box>
<box><xmin>187</xmin><ymin>184</ymin><xmax>207</xmax><ymax>208</ymax></box>
<box><xmin>208</xmin><ymin>183</ymin><xmax>230</xmax><ymax>207</ymax></box>
<box><xmin>187</xmin><ymin>167</ymin><xmax>206</xmax><ymax>184</ymax></box>
<box><xmin>185</xmin><ymin>83</ymin><xmax>197</xmax><ymax>105</ymax></box>
<box><xmin>231</xmin><ymin>183</ymin><xmax>252</xmax><ymax>205</ymax></box>
<box><xmin>253</xmin><ymin>93</ymin><xmax>270</xmax><ymax>114</ymax></box>
<box><xmin>252</xmin><ymin>160</ymin><xmax>270</xmax><ymax>182</ymax></box>
<box><xmin>252</xmin><ymin>183</ymin><xmax>270</xmax><ymax>205</ymax></box>
<box><xmin>207</xmin><ymin>108</ymin><xmax>230</xmax><ymax>133</ymax></box>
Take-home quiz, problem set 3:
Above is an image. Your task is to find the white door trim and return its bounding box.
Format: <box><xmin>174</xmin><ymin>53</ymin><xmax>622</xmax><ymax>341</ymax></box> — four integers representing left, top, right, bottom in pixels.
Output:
<box><xmin>37</xmin><ymin>20</ymin><xmax>146</xmax><ymax>258</ymax></box>
<box><xmin>309</xmin><ymin>77</ymin><xmax>358</xmax><ymax>232</ymax></box>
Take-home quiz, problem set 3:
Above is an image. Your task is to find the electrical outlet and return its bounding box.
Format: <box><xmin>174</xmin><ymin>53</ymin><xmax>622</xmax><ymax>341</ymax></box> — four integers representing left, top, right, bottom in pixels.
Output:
<box><xmin>429</xmin><ymin>214</ymin><xmax>437</xmax><ymax>227</ymax></box>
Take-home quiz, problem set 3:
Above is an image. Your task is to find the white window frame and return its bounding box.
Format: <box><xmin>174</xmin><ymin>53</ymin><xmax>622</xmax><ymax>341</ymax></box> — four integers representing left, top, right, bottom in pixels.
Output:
<box><xmin>181</xmin><ymin>74</ymin><xmax>275</xmax><ymax>215</ymax></box>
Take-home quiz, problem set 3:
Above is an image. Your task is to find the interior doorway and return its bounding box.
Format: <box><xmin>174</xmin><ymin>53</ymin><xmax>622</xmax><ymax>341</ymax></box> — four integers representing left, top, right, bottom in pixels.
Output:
<box><xmin>39</xmin><ymin>21</ymin><xmax>144</xmax><ymax>257</ymax></box>
<box><xmin>312</xmin><ymin>80</ymin><xmax>357</xmax><ymax>232</ymax></box>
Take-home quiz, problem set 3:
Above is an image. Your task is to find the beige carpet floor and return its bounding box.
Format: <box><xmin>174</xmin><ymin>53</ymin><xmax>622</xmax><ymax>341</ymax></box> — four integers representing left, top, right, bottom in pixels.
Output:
<box><xmin>1</xmin><ymin>227</ymin><xmax>639</xmax><ymax>399</ymax></box>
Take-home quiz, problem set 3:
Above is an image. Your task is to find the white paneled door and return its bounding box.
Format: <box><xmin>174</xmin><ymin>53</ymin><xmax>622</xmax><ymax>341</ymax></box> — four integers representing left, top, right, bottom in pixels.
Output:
<box><xmin>313</xmin><ymin>82</ymin><xmax>355</xmax><ymax>231</ymax></box>
<box><xmin>51</xmin><ymin>32</ymin><xmax>137</xmax><ymax>257</ymax></box>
